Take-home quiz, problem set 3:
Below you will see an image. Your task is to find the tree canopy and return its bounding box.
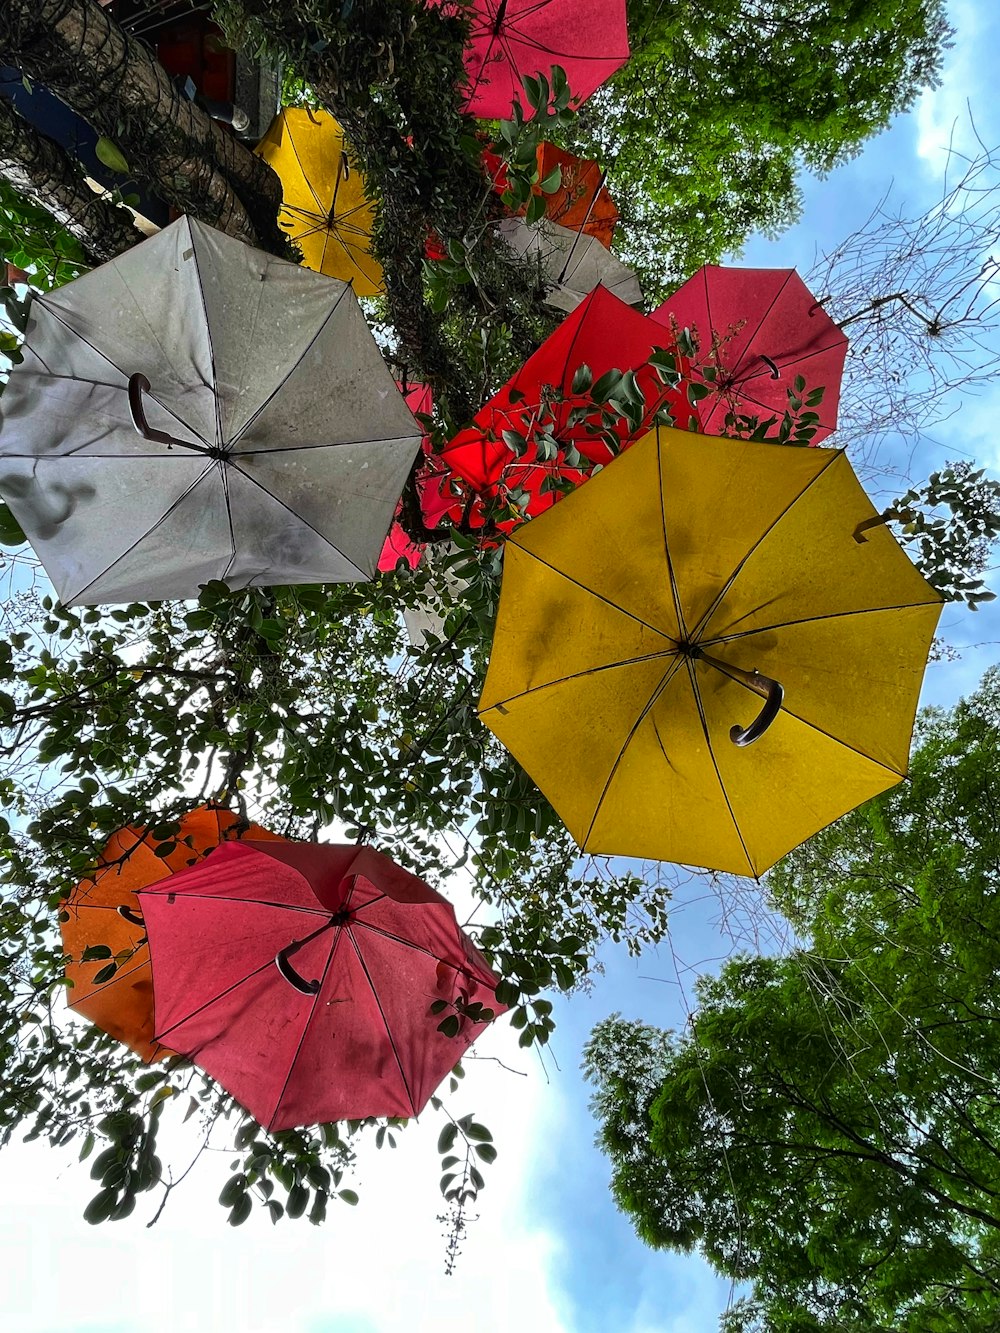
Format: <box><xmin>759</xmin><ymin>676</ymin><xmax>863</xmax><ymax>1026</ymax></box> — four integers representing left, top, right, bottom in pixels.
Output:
<box><xmin>0</xmin><ymin>0</ymin><xmax>989</xmax><ymax>1250</ymax></box>
<box><xmin>585</xmin><ymin>669</ymin><xmax>1000</xmax><ymax>1331</ymax></box>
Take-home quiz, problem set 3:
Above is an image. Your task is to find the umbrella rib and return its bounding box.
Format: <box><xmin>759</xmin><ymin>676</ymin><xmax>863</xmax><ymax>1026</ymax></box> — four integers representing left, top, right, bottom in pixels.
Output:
<box><xmin>343</xmin><ymin>928</ymin><xmax>418</xmax><ymax>1116</ymax></box>
<box><xmin>685</xmin><ymin>658</ymin><xmax>758</xmax><ymax>877</ymax></box>
<box><xmin>686</xmin><ymin>448</ymin><xmax>845</xmax><ymax>644</ymax></box>
<box><xmin>513</xmin><ymin>541</ymin><xmax>677</xmax><ymax>636</ymax></box>
<box><xmin>466</xmin><ymin>23</ymin><xmax>503</xmax><ymax>105</ymax></box>
<box><xmin>700</xmin><ymin>598</ymin><xmax>944</xmax><ymax>646</ymax></box>
<box><xmin>580</xmin><ymin>654</ymin><xmax>690</xmax><ymax>850</ymax></box>
<box><xmin>270</xmin><ymin>927</ymin><xmax>347</xmax><ymax>1128</ymax></box>
<box><xmin>482</xmin><ymin>647</ymin><xmax>679</xmax><ymax>713</ymax></box>
<box><xmin>24</xmin><ymin>316</ymin><xmax>212</xmax><ymax>447</ymax></box>
<box><xmin>657</xmin><ymin>426</ymin><xmax>690</xmax><ymax>640</ymax></box>
<box><xmin>285</xmin><ymin>121</ymin><xmax>329</xmax><ymax>216</ymax></box>
<box><xmin>225</xmin><ymin>283</ymin><xmax>353</xmax><ymax>450</ymax></box>
<box><xmin>68</xmin><ymin>952</ymin><xmax>149</xmax><ymax>996</ymax></box>
<box><xmin>219</xmin><ymin>462</ymin><xmax>238</xmax><ymax>583</ymax></box>
<box><xmin>66</xmin><ymin>461</ymin><xmax>217</xmax><ymax>603</ymax></box>
<box><xmin>137</xmin><ymin>891</ymin><xmax>328</xmax><ymax>915</ymax></box>
<box><xmin>224</xmin><ymin>460</ymin><xmax>369</xmax><ymax>579</ymax></box>
<box><xmin>188</xmin><ymin>227</ymin><xmax>223</xmax><ymax>450</ymax></box>
<box><xmin>153</xmin><ymin>954</ymin><xmax>277</xmax><ymax>1043</ymax></box>
<box><xmin>715</xmin><ymin>271</ymin><xmax>793</xmax><ymax>380</ymax></box>
<box><xmin>230</xmin><ymin>432</ymin><xmax>420</xmax><ymax>457</ymax></box>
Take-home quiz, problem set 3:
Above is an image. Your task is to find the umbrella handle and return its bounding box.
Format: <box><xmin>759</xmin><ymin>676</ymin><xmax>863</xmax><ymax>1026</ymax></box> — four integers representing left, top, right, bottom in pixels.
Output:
<box><xmin>128</xmin><ymin>373</ymin><xmax>191</xmax><ymax>450</ymax></box>
<box><xmin>730</xmin><ymin>673</ymin><xmax>784</xmax><ymax>747</ymax></box>
<box><xmin>275</xmin><ymin>944</ymin><xmax>321</xmax><ymax>995</ymax></box>
<box><xmin>117</xmin><ymin>904</ymin><xmax>145</xmax><ymax>927</ymax></box>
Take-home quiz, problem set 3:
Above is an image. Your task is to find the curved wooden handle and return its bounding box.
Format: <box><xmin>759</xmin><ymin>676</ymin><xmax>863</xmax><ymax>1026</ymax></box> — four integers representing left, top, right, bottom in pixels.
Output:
<box><xmin>127</xmin><ymin>373</ymin><xmax>188</xmax><ymax>449</ymax></box>
<box><xmin>730</xmin><ymin>673</ymin><xmax>784</xmax><ymax>747</ymax></box>
<box><xmin>275</xmin><ymin>944</ymin><xmax>321</xmax><ymax>995</ymax></box>
<box><xmin>117</xmin><ymin>904</ymin><xmax>145</xmax><ymax>927</ymax></box>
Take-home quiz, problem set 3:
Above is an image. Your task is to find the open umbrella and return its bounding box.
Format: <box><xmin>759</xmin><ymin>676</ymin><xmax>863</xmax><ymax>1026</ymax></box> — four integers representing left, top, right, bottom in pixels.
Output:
<box><xmin>451</xmin><ymin>0</ymin><xmax>630</xmax><ymax>120</ymax></box>
<box><xmin>482</xmin><ymin>142</ymin><xmax>618</xmax><ymax>248</ymax></box>
<box><xmin>137</xmin><ymin>839</ymin><xmax>505</xmax><ymax>1128</ymax></box>
<box><xmin>500</xmin><ymin>217</ymin><xmax>642</xmax><ymax>312</ymax></box>
<box><xmin>61</xmin><ymin>805</ymin><xmax>280</xmax><ymax>1062</ymax></box>
<box><xmin>254</xmin><ymin>107</ymin><xmax>384</xmax><ymax>296</ymax></box>
<box><xmin>0</xmin><ymin>216</ymin><xmax>422</xmax><ymax>603</ymax></box>
<box><xmin>440</xmin><ymin>284</ymin><xmax>687</xmax><ymax>530</ymax></box>
<box><xmin>650</xmin><ymin>266</ymin><xmax>849</xmax><ymax>443</ymax></box>
<box><xmin>479</xmin><ymin>424</ymin><xmax>943</xmax><ymax>877</ymax></box>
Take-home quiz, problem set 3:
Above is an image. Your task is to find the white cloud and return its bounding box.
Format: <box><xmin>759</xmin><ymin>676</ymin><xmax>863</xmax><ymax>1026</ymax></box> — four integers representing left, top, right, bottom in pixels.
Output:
<box><xmin>914</xmin><ymin>0</ymin><xmax>996</xmax><ymax>168</ymax></box>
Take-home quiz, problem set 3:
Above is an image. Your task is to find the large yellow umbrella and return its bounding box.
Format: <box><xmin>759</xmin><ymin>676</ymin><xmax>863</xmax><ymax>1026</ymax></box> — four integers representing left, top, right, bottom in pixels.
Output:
<box><xmin>479</xmin><ymin>425</ymin><xmax>943</xmax><ymax>877</ymax></box>
<box><xmin>255</xmin><ymin>107</ymin><xmax>384</xmax><ymax>295</ymax></box>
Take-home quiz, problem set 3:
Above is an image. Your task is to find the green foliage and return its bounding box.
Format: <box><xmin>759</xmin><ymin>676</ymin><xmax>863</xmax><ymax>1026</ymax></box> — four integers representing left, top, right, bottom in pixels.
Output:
<box><xmin>567</xmin><ymin>0</ymin><xmax>953</xmax><ymax>298</ymax></box>
<box><xmin>0</xmin><ymin>179</ymin><xmax>88</xmax><ymax>292</ymax></box>
<box><xmin>585</xmin><ymin>669</ymin><xmax>1000</xmax><ymax>1331</ymax></box>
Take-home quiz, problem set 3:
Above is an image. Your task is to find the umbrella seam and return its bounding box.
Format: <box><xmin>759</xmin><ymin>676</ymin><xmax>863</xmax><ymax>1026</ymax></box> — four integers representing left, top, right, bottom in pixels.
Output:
<box><xmin>341</xmin><ymin>927</ymin><xmax>418</xmax><ymax>1117</ymax></box>
<box><xmin>65</xmin><ymin>461</ymin><xmax>218</xmax><ymax>603</ymax></box>
<box><xmin>188</xmin><ymin>220</ymin><xmax>223</xmax><ymax>450</ymax></box>
<box><xmin>223</xmin><ymin>460</ymin><xmax>369</xmax><ymax>580</ymax></box>
<box><xmin>686</xmin><ymin>446</ymin><xmax>846</xmax><ymax>644</ymax></box>
<box><xmin>684</xmin><ymin>657</ymin><xmax>758</xmax><ymax>878</ymax></box>
<box><xmin>580</xmin><ymin>654</ymin><xmax>689</xmax><ymax>849</ymax></box>
<box><xmin>699</xmin><ymin>598</ymin><xmax>945</xmax><ymax>646</ymax></box>
<box><xmin>511</xmin><ymin>540</ymin><xmax>677</xmax><ymax>637</ymax></box>
<box><xmin>480</xmin><ymin>647</ymin><xmax>679</xmax><ymax>713</ymax></box>
<box><xmin>658</xmin><ymin>425</ymin><xmax>691</xmax><ymax>640</ymax></box>
<box><xmin>270</xmin><ymin>925</ymin><xmax>346</xmax><ymax>1129</ymax></box>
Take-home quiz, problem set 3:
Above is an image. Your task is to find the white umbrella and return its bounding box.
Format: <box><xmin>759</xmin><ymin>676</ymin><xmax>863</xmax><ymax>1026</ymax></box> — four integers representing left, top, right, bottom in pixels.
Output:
<box><xmin>0</xmin><ymin>217</ymin><xmax>422</xmax><ymax>604</ymax></box>
<box><xmin>499</xmin><ymin>217</ymin><xmax>643</xmax><ymax>313</ymax></box>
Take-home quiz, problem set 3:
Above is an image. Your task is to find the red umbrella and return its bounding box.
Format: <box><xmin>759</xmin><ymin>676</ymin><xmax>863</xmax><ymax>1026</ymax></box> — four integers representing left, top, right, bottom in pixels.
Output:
<box><xmin>378</xmin><ymin>383</ymin><xmax>486</xmax><ymax>569</ymax></box>
<box><xmin>650</xmin><ymin>266</ymin><xmax>849</xmax><ymax>444</ymax></box>
<box><xmin>482</xmin><ymin>142</ymin><xmax>618</xmax><ymax>248</ymax></box>
<box><xmin>439</xmin><ymin>284</ymin><xmax>689</xmax><ymax>532</ymax></box>
<box><xmin>138</xmin><ymin>840</ymin><xmax>505</xmax><ymax>1129</ymax></box>
<box><xmin>448</xmin><ymin>0</ymin><xmax>630</xmax><ymax>121</ymax></box>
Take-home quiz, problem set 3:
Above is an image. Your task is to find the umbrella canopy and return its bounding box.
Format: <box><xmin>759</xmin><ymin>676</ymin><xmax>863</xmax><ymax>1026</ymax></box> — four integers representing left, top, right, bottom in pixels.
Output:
<box><xmin>138</xmin><ymin>839</ymin><xmax>505</xmax><ymax>1128</ymax></box>
<box><xmin>453</xmin><ymin>0</ymin><xmax>630</xmax><ymax>120</ymax></box>
<box><xmin>0</xmin><ymin>216</ymin><xmax>422</xmax><ymax>603</ymax></box>
<box><xmin>254</xmin><ymin>107</ymin><xmax>384</xmax><ymax>296</ymax></box>
<box><xmin>500</xmin><ymin>218</ymin><xmax>642</xmax><ymax>313</ymax></box>
<box><xmin>479</xmin><ymin>425</ymin><xmax>943</xmax><ymax>877</ymax></box>
<box><xmin>61</xmin><ymin>805</ymin><xmax>280</xmax><ymax>1062</ymax></box>
<box><xmin>483</xmin><ymin>142</ymin><xmax>618</xmax><ymax>248</ymax></box>
<box><xmin>440</xmin><ymin>285</ymin><xmax>687</xmax><ymax>530</ymax></box>
<box><xmin>650</xmin><ymin>266</ymin><xmax>849</xmax><ymax>443</ymax></box>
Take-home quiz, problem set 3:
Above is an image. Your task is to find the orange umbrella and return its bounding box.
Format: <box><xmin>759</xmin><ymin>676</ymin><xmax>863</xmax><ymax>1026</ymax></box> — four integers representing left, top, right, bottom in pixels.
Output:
<box><xmin>483</xmin><ymin>143</ymin><xmax>618</xmax><ymax>249</ymax></box>
<box><xmin>60</xmin><ymin>804</ymin><xmax>281</xmax><ymax>1062</ymax></box>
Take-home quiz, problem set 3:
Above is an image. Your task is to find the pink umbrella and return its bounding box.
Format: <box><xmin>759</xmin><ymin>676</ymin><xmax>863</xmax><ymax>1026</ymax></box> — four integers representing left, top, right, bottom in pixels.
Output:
<box><xmin>448</xmin><ymin>0</ymin><xmax>630</xmax><ymax>121</ymax></box>
<box><xmin>650</xmin><ymin>266</ymin><xmax>849</xmax><ymax>444</ymax></box>
<box><xmin>138</xmin><ymin>840</ymin><xmax>505</xmax><ymax>1129</ymax></box>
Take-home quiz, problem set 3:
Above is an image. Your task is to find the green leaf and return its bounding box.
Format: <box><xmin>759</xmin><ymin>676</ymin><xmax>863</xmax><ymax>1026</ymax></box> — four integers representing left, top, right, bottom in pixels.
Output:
<box><xmin>95</xmin><ymin>137</ymin><xmax>131</xmax><ymax>175</ymax></box>
<box><xmin>437</xmin><ymin>1123</ymin><xmax>458</xmax><ymax>1154</ymax></box>
<box><xmin>338</xmin><ymin>1189</ymin><xmax>359</xmax><ymax>1206</ymax></box>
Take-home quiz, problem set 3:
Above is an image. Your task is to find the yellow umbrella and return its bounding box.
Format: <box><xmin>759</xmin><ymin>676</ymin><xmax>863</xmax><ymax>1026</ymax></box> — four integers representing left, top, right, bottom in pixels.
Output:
<box><xmin>479</xmin><ymin>425</ymin><xmax>943</xmax><ymax>877</ymax></box>
<box><xmin>255</xmin><ymin>107</ymin><xmax>384</xmax><ymax>296</ymax></box>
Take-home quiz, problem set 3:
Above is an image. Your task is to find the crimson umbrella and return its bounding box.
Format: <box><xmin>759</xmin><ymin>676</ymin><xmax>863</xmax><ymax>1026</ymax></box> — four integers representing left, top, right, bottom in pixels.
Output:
<box><xmin>650</xmin><ymin>265</ymin><xmax>849</xmax><ymax>444</ymax></box>
<box><xmin>137</xmin><ymin>840</ymin><xmax>505</xmax><ymax>1129</ymax></box>
<box><xmin>439</xmin><ymin>284</ymin><xmax>689</xmax><ymax>531</ymax></box>
<box><xmin>449</xmin><ymin>0</ymin><xmax>630</xmax><ymax>121</ymax></box>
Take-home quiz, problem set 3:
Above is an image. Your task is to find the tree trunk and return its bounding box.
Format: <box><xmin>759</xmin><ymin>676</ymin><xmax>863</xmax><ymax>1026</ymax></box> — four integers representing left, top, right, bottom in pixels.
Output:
<box><xmin>0</xmin><ymin>99</ymin><xmax>144</xmax><ymax>263</ymax></box>
<box><xmin>0</xmin><ymin>0</ymin><xmax>285</xmax><ymax>254</ymax></box>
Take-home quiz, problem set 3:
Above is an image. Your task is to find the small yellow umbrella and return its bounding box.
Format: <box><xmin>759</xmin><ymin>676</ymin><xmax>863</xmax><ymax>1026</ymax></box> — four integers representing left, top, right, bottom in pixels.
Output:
<box><xmin>479</xmin><ymin>425</ymin><xmax>943</xmax><ymax>877</ymax></box>
<box><xmin>255</xmin><ymin>107</ymin><xmax>384</xmax><ymax>296</ymax></box>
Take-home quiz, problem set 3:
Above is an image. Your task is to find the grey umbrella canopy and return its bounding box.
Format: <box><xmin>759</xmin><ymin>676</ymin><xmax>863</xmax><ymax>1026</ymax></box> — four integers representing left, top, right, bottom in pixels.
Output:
<box><xmin>499</xmin><ymin>218</ymin><xmax>643</xmax><ymax>314</ymax></box>
<box><xmin>0</xmin><ymin>217</ymin><xmax>423</xmax><ymax>604</ymax></box>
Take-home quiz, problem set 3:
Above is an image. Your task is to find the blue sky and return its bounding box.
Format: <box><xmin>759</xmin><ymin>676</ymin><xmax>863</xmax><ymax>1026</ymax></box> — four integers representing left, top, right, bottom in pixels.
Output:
<box><xmin>3</xmin><ymin>4</ymin><xmax>1000</xmax><ymax>1331</ymax></box>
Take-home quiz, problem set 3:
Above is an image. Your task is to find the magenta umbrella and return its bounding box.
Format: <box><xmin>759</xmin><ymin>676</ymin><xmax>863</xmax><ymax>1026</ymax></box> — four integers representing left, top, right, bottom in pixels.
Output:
<box><xmin>449</xmin><ymin>0</ymin><xmax>630</xmax><ymax>120</ymax></box>
<box><xmin>137</xmin><ymin>840</ymin><xmax>505</xmax><ymax>1129</ymax></box>
<box><xmin>650</xmin><ymin>266</ymin><xmax>849</xmax><ymax>444</ymax></box>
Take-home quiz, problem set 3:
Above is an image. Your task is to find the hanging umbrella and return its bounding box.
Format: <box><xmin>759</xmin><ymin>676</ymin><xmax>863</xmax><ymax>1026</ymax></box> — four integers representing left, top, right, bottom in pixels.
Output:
<box><xmin>482</xmin><ymin>142</ymin><xmax>618</xmax><ymax>248</ymax></box>
<box><xmin>451</xmin><ymin>0</ymin><xmax>630</xmax><ymax>121</ymax></box>
<box><xmin>136</xmin><ymin>839</ymin><xmax>505</xmax><ymax>1128</ymax></box>
<box><xmin>0</xmin><ymin>216</ymin><xmax>422</xmax><ymax>604</ymax></box>
<box><xmin>254</xmin><ymin>107</ymin><xmax>384</xmax><ymax>296</ymax></box>
<box><xmin>650</xmin><ymin>266</ymin><xmax>849</xmax><ymax>443</ymax></box>
<box><xmin>61</xmin><ymin>805</ymin><xmax>280</xmax><ymax>1062</ymax></box>
<box><xmin>479</xmin><ymin>424</ymin><xmax>943</xmax><ymax>877</ymax></box>
<box><xmin>500</xmin><ymin>218</ymin><xmax>642</xmax><ymax>313</ymax></box>
<box><xmin>440</xmin><ymin>284</ymin><xmax>687</xmax><ymax>530</ymax></box>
